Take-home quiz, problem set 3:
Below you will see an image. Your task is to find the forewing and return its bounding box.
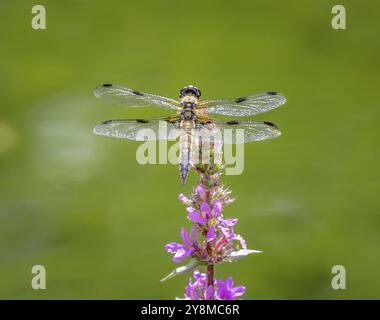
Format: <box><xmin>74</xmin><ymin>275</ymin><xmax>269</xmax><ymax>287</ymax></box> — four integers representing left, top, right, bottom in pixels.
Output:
<box><xmin>93</xmin><ymin>117</ymin><xmax>181</xmax><ymax>141</ymax></box>
<box><xmin>200</xmin><ymin>92</ymin><xmax>286</xmax><ymax>116</ymax></box>
<box><xmin>194</xmin><ymin>120</ymin><xmax>281</xmax><ymax>144</ymax></box>
<box><xmin>94</xmin><ymin>84</ymin><xmax>181</xmax><ymax>110</ymax></box>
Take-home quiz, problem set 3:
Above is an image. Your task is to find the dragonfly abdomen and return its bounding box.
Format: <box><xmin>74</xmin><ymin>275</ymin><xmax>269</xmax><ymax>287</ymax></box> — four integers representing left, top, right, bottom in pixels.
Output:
<box><xmin>179</xmin><ymin>120</ymin><xmax>195</xmax><ymax>184</ymax></box>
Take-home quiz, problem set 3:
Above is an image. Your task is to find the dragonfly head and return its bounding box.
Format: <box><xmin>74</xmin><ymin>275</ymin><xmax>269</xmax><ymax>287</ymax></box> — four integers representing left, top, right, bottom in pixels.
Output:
<box><xmin>180</xmin><ymin>85</ymin><xmax>201</xmax><ymax>99</ymax></box>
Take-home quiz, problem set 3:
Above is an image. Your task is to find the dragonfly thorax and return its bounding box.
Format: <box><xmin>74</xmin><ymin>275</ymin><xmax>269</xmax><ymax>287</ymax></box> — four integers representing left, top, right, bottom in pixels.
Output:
<box><xmin>180</xmin><ymin>102</ymin><xmax>197</xmax><ymax>121</ymax></box>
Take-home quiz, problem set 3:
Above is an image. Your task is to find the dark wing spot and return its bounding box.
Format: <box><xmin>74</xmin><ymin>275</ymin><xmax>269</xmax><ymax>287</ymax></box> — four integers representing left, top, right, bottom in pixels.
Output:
<box><xmin>267</xmin><ymin>91</ymin><xmax>277</xmax><ymax>95</ymax></box>
<box><xmin>264</xmin><ymin>121</ymin><xmax>277</xmax><ymax>128</ymax></box>
<box><xmin>136</xmin><ymin>119</ymin><xmax>149</xmax><ymax>123</ymax></box>
<box><xmin>132</xmin><ymin>90</ymin><xmax>144</xmax><ymax>96</ymax></box>
<box><xmin>102</xmin><ymin>83</ymin><xmax>113</xmax><ymax>87</ymax></box>
<box><xmin>235</xmin><ymin>97</ymin><xmax>247</xmax><ymax>103</ymax></box>
<box><xmin>102</xmin><ymin>120</ymin><xmax>113</xmax><ymax>124</ymax></box>
<box><xmin>226</xmin><ymin>120</ymin><xmax>240</xmax><ymax>125</ymax></box>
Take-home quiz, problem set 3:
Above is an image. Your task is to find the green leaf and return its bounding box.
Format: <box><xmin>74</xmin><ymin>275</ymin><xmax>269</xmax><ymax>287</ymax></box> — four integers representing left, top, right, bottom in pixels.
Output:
<box><xmin>224</xmin><ymin>249</ymin><xmax>262</xmax><ymax>262</ymax></box>
<box><xmin>160</xmin><ymin>258</ymin><xmax>199</xmax><ymax>282</ymax></box>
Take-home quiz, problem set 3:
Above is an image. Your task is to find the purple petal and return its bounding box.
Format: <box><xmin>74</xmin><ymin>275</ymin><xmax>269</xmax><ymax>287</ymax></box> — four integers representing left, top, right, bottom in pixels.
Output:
<box><xmin>186</xmin><ymin>206</ymin><xmax>197</xmax><ymax>215</ymax></box>
<box><xmin>193</xmin><ymin>270</ymin><xmax>207</xmax><ymax>283</ymax></box>
<box><xmin>196</xmin><ymin>185</ymin><xmax>206</xmax><ymax>198</ymax></box>
<box><xmin>173</xmin><ymin>247</ymin><xmax>193</xmax><ymax>263</ymax></box>
<box><xmin>225</xmin><ymin>277</ymin><xmax>234</xmax><ymax>288</ymax></box>
<box><xmin>190</xmin><ymin>226</ymin><xmax>199</xmax><ymax>242</ymax></box>
<box><xmin>200</xmin><ymin>202</ymin><xmax>212</xmax><ymax>217</ymax></box>
<box><xmin>189</xmin><ymin>226</ymin><xmax>195</xmax><ymax>239</ymax></box>
<box><xmin>164</xmin><ymin>242</ymin><xmax>184</xmax><ymax>254</ymax></box>
<box><xmin>216</xmin><ymin>279</ymin><xmax>228</xmax><ymax>299</ymax></box>
<box><xmin>179</xmin><ymin>194</ymin><xmax>190</xmax><ymax>203</ymax></box>
<box><xmin>206</xmin><ymin>227</ymin><xmax>216</xmax><ymax>242</ymax></box>
<box><xmin>188</xmin><ymin>211</ymin><xmax>208</xmax><ymax>225</ymax></box>
<box><xmin>193</xmin><ymin>269</ymin><xmax>200</xmax><ymax>278</ymax></box>
<box><xmin>218</xmin><ymin>226</ymin><xmax>231</xmax><ymax>238</ymax></box>
<box><xmin>214</xmin><ymin>277</ymin><xmax>246</xmax><ymax>300</ymax></box>
<box><xmin>212</xmin><ymin>200</ymin><xmax>222</xmax><ymax>217</ymax></box>
<box><xmin>223</xmin><ymin>218</ymin><xmax>238</xmax><ymax>227</ymax></box>
<box><xmin>181</xmin><ymin>226</ymin><xmax>190</xmax><ymax>246</ymax></box>
<box><xmin>205</xmin><ymin>285</ymin><xmax>214</xmax><ymax>300</ymax></box>
<box><xmin>185</xmin><ymin>285</ymin><xmax>194</xmax><ymax>299</ymax></box>
<box><xmin>173</xmin><ymin>249</ymin><xmax>187</xmax><ymax>262</ymax></box>
<box><xmin>232</xmin><ymin>285</ymin><xmax>246</xmax><ymax>298</ymax></box>
<box><xmin>234</xmin><ymin>234</ymin><xmax>247</xmax><ymax>249</ymax></box>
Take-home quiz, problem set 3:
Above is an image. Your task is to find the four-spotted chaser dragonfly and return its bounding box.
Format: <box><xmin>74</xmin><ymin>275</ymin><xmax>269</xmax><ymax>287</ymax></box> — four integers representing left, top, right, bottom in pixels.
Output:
<box><xmin>93</xmin><ymin>84</ymin><xmax>286</xmax><ymax>184</ymax></box>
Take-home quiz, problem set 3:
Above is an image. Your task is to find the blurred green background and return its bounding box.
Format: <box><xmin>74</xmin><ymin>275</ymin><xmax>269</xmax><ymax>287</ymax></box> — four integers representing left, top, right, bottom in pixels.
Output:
<box><xmin>0</xmin><ymin>0</ymin><xmax>379</xmax><ymax>299</ymax></box>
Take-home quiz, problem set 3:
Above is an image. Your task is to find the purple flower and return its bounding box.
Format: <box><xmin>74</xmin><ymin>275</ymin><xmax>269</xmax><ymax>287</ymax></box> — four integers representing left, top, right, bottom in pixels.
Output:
<box><xmin>218</xmin><ymin>220</ymin><xmax>237</xmax><ymax>240</ymax></box>
<box><xmin>222</xmin><ymin>218</ymin><xmax>238</xmax><ymax>227</ymax></box>
<box><xmin>181</xmin><ymin>271</ymin><xmax>245</xmax><ymax>300</ymax></box>
<box><xmin>206</xmin><ymin>226</ymin><xmax>216</xmax><ymax>242</ymax></box>
<box><xmin>233</xmin><ymin>234</ymin><xmax>247</xmax><ymax>250</ymax></box>
<box><xmin>196</xmin><ymin>185</ymin><xmax>206</xmax><ymax>199</ymax></box>
<box><xmin>200</xmin><ymin>202</ymin><xmax>212</xmax><ymax>218</ymax></box>
<box><xmin>187</xmin><ymin>207</ymin><xmax>207</xmax><ymax>225</ymax></box>
<box><xmin>182</xmin><ymin>270</ymin><xmax>209</xmax><ymax>300</ymax></box>
<box><xmin>212</xmin><ymin>200</ymin><xmax>222</xmax><ymax>217</ymax></box>
<box><xmin>165</xmin><ymin>139</ymin><xmax>257</xmax><ymax>300</ymax></box>
<box><xmin>216</xmin><ymin>277</ymin><xmax>246</xmax><ymax>300</ymax></box>
<box><xmin>200</xmin><ymin>200</ymin><xmax>222</xmax><ymax>219</ymax></box>
<box><xmin>205</xmin><ymin>285</ymin><xmax>214</xmax><ymax>300</ymax></box>
<box><xmin>165</xmin><ymin>226</ymin><xmax>199</xmax><ymax>263</ymax></box>
<box><xmin>179</xmin><ymin>194</ymin><xmax>190</xmax><ymax>204</ymax></box>
<box><xmin>216</xmin><ymin>218</ymin><xmax>246</xmax><ymax>248</ymax></box>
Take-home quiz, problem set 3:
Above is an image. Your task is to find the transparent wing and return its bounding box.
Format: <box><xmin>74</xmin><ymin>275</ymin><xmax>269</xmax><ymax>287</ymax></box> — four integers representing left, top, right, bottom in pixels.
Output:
<box><xmin>94</xmin><ymin>84</ymin><xmax>181</xmax><ymax>110</ymax></box>
<box><xmin>93</xmin><ymin>117</ymin><xmax>181</xmax><ymax>141</ymax></box>
<box><xmin>193</xmin><ymin>120</ymin><xmax>281</xmax><ymax>144</ymax></box>
<box><xmin>200</xmin><ymin>92</ymin><xmax>286</xmax><ymax>116</ymax></box>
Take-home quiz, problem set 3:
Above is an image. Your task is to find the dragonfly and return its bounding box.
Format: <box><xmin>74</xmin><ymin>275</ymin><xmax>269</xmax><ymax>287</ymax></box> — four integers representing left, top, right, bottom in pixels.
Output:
<box><xmin>93</xmin><ymin>84</ymin><xmax>286</xmax><ymax>184</ymax></box>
